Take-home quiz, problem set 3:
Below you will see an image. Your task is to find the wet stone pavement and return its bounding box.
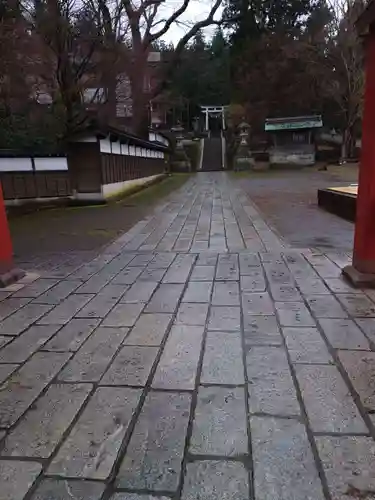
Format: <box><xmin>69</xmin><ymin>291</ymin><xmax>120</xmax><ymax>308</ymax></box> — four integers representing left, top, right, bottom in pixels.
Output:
<box><xmin>0</xmin><ymin>172</ymin><xmax>375</xmax><ymax>499</ymax></box>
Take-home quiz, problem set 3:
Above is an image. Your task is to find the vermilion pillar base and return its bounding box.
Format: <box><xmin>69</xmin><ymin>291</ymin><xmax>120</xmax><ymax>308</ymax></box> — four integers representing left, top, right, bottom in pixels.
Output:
<box><xmin>343</xmin><ymin>28</ymin><xmax>375</xmax><ymax>287</ymax></box>
<box><xmin>0</xmin><ymin>183</ymin><xmax>24</xmax><ymax>288</ymax></box>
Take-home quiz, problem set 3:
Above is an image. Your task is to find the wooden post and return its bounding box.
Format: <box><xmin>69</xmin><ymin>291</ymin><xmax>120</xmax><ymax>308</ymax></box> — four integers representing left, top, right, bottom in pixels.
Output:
<box><xmin>0</xmin><ymin>182</ymin><xmax>24</xmax><ymax>287</ymax></box>
<box><xmin>343</xmin><ymin>25</ymin><xmax>375</xmax><ymax>285</ymax></box>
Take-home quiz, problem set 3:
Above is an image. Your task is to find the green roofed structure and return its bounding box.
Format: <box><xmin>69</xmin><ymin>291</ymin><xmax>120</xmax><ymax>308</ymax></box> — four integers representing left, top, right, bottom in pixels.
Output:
<box><xmin>265</xmin><ymin>115</ymin><xmax>323</xmax><ymax>166</ymax></box>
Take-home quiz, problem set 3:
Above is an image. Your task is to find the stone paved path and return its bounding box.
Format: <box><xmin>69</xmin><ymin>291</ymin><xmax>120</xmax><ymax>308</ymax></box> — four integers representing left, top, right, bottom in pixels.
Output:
<box><xmin>1</xmin><ymin>172</ymin><xmax>375</xmax><ymax>500</ymax></box>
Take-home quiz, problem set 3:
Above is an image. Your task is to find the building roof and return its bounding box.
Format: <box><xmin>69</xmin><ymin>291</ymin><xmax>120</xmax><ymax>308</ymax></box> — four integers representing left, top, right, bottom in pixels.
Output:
<box><xmin>265</xmin><ymin>115</ymin><xmax>323</xmax><ymax>132</ymax></box>
<box><xmin>356</xmin><ymin>0</ymin><xmax>375</xmax><ymax>35</ymax></box>
<box><xmin>70</xmin><ymin>121</ymin><xmax>170</xmax><ymax>151</ymax></box>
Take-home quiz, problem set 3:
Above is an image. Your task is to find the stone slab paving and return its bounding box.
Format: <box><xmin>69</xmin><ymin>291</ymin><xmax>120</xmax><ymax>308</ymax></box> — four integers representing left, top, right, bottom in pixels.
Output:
<box><xmin>1</xmin><ymin>173</ymin><xmax>375</xmax><ymax>499</ymax></box>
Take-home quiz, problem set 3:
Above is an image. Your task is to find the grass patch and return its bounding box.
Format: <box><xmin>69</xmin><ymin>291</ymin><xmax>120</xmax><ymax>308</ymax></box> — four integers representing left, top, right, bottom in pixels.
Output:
<box><xmin>120</xmin><ymin>173</ymin><xmax>191</xmax><ymax>206</ymax></box>
<box><xmin>9</xmin><ymin>174</ymin><xmax>192</xmax><ymax>231</ymax></box>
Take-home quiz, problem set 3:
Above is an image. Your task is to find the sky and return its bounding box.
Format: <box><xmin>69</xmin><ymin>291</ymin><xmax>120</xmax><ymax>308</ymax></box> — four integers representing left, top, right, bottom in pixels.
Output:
<box><xmin>157</xmin><ymin>0</ymin><xmax>224</xmax><ymax>44</ymax></box>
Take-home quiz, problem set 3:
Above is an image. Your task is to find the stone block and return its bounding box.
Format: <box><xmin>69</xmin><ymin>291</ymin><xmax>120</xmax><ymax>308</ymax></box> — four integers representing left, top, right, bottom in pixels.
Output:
<box><xmin>30</xmin><ymin>479</ymin><xmax>105</xmax><ymax>500</ymax></box>
<box><xmin>240</xmin><ymin>271</ymin><xmax>266</xmax><ymax>293</ymax></box>
<box><xmin>338</xmin><ymin>350</ymin><xmax>375</xmax><ymax>412</ymax></box>
<box><xmin>251</xmin><ymin>416</ymin><xmax>324</xmax><ymax>500</ymax></box>
<box><xmin>125</xmin><ymin>313</ymin><xmax>172</xmax><ymax>346</ymax></box>
<box><xmin>101</xmin><ymin>345</ymin><xmax>159</xmax><ymax>386</ymax></box>
<box><xmin>121</xmin><ymin>281</ymin><xmax>158</xmax><ymax>303</ymax></box>
<box><xmin>283</xmin><ymin>327</ymin><xmax>332</xmax><ymax>364</ymax></box>
<box><xmin>242</xmin><ymin>292</ymin><xmax>274</xmax><ymax>315</ymax></box>
<box><xmin>48</xmin><ymin>387</ymin><xmax>141</xmax><ymax>479</ymax></box>
<box><xmin>337</xmin><ymin>294</ymin><xmax>375</xmax><ymax>317</ymax></box>
<box><xmin>145</xmin><ymin>284</ymin><xmax>184</xmax><ymax>313</ymax></box>
<box><xmin>102</xmin><ymin>303</ymin><xmax>144</xmax><ymax>327</ymax></box>
<box><xmin>152</xmin><ymin>325</ymin><xmax>204</xmax><ymax>390</ymax></box>
<box><xmin>216</xmin><ymin>254</ymin><xmax>239</xmax><ymax>281</ymax></box>
<box><xmin>38</xmin><ymin>295</ymin><xmax>93</xmax><ymax>325</ymax></box>
<box><xmin>305</xmin><ymin>295</ymin><xmax>348</xmax><ymax>318</ymax></box>
<box><xmin>33</xmin><ymin>280</ymin><xmax>82</xmax><ymax>305</ymax></box>
<box><xmin>275</xmin><ymin>302</ymin><xmax>316</xmax><ymax>327</ymax></box>
<box><xmin>117</xmin><ymin>392</ymin><xmax>191</xmax><ymax>492</ymax></box>
<box><xmin>43</xmin><ymin>318</ymin><xmax>100</xmax><ymax>352</ymax></box>
<box><xmin>190</xmin><ymin>265</ymin><xmax>215</xmax><ymax>281</ymax></box>
<box><xmin>269</xmin><ymin>284</ymin><xmax>301</xmax><ymax>302</ymax></box>
<box><xmin>111</xmin><ymin>267</ymin><xmax>144</xmax><ymax>285</ymax></box>
<box><xmin>58</xmin><ymin>327</ymin><xmax>127</xmax><ymax>382</ymax></box>
<box><xmin>318</xmin><ymin>318</ymin><xmax>370</xmax><ymax>350</ymax></box>
<box><xmin>2</xmin><ymin>383</ymin><xmax>91</xmax><ymax>458</ymax></box>
<box><xmin>212</xmin><ymin>282</ymin><xmax>240</xmax><ymax>306</ymax></box>
<box><xmin>13</xmin><ymin>279</ymin><xmax>58</xmax><ymax>298</ymax></box>
<box><xmin>0</xmin><ymin>460</ymin><xmax>42</xmax><ymax>500</ymax></box>
<box><xmin>243</xmin><ymin>315</ymin><xmax>282</xmax><ymax>346</ymax></box>
<box><xmin>162</xmin><ymin>254</ymin><xmax>196</xmax><ymax>284</ymax></box>
<box><xmin>0</xmin><ymin>324</ymin><xmax>60</xmax><ymax>363</ymax></box>
<box><xmin>246</xmin><ymin>346</ymin><xmax>300</xmax><ymax>417</ymax></box>
<box><xmin>183</xmin><ymin>281</ymin><xmax>213</xmax><ymax>303</ymax></box>
<box><xmin>175</xmin><ymin>303</ymin><xmax>209</xmax><ymax>326</ymax></box>
<box><xmin>0</xmin><ymin>303</ymin><xmax>54</xmax><ymax>335</ymax></box>
<box><xmin>190</xmin><ymin>386</ymin><xmax>248</xmax><ymax>456</ymax></box>
<box><xmin>181</xmin><ymin>461</ymin><xmax>249</xmax><ymax>500</ymax></box>
<box><xmin>316</xmin><ymin>436</ymin><xmax>375</xmax><ymax>500</ymax></box>
<box><xmin>201</xmin><ymin>331</ymin><xmax>244</xmax><ymax>385</ymax></box>
<box><xmin>296</xmin><ymin>364</ymin><xmax>367</xmax><ymax>433</ymax></box>
<box><xmin>0</xmin><ymin>352</ymin><xmax>71</xmax><ymax>428</ymax></box>
<box><xmin>209</xmin><ymin>306</ymin><xmax>241</xmax><ymax>331</ymax></box>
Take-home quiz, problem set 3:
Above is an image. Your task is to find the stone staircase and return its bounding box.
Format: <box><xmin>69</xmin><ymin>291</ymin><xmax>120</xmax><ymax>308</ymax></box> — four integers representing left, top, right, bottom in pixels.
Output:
<box><xmin>202</xmin><ymin>136</ymin><xmax>223</xmax><ymax>171</ymax></box>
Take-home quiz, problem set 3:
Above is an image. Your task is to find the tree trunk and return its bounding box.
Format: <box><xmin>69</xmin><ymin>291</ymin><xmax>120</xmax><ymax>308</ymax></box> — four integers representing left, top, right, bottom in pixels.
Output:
<box><xmin>130</xmin><ymin>74</ymin><xmax>149</xmax><ymax>137</ymax></box>
<box><xmin>340</xmin><ymin>127</ymin><xmax>349</xmax><ymax>163</ymax></box>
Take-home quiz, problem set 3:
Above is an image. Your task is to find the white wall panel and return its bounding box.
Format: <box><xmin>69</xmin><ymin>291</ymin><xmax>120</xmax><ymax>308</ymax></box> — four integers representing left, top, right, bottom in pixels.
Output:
<box><xmin>0</xmin><ymin>158</ymin><xmax>33</xmax><ymax>172</ymax></box>
<box><xmin>34</xmin><ymin>157</ymin><xmax>68</xmax><ymax>171</ymax></box>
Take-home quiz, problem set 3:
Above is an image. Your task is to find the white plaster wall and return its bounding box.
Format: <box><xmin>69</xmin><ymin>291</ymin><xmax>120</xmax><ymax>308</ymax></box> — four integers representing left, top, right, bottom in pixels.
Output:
<box><xmin>112</xmin><ymin>142</ymin><xmax>121</xmax><ymax>155</ymax></box>
<box><xmin>149</xmin><ymin>132</ymin><xmax>168</xmax><ymax>146</ymax></box>
<box><xmin>34</xmin><ymin>157</ymin><xmax>68</xmax><ymax>171</ymax></box>
<box><xmin>270</xmin><ymin>151</ymin><xmax>315</xmax><ymax>166</ymax></box>
<box><xmin>0</xmin><ymin>158</ymin><xmax>33</xmax><ymax>172</ymax></box>
<box><xmin>100</xmin><ymin>138</ymin><xmax>111</xmax><ymax>153</ymax></box>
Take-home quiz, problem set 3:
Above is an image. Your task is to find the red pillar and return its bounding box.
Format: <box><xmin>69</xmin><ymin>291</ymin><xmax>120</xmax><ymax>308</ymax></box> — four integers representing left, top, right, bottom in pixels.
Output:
<box><xmin>0</xmin><ymin>182</ymin><xmax>23</xmax><ymax>287</ymax></box>
<box><xmin>0</xmin><ymin>184</ymin><xmax>13</xmax><ymax>269</ymax></box>
<box><xmin>353</xmin><ymin>29</ymin><xmax>375</xmax><ymax>272</ymax></box>
<box><xmin>343</xmin><ymin>27</ymin><xmax>375</xmax><ymax>285</ymax></box>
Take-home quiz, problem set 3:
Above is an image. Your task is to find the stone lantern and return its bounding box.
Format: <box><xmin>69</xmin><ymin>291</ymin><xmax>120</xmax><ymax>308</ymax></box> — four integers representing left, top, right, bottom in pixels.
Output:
<box><xmin>234</xmin><ymin>120</ymin><xmax>255</xmax><ymax>171</ymax></box>
<box><xmin>239</xmin><ymin>121</ymin><xmax>250</xmax><ymax>145</ymax></box>
<box><xmin>170</xmin><ymin>122</ymin><xmax>191</xmax><ymax>172</ymax></box>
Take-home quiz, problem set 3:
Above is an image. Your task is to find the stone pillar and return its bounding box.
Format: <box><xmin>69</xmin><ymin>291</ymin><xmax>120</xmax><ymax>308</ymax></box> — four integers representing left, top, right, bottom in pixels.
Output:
<box><xmin>0</xmin><ymin>183</ymin><xmax>24</xmax><ymax>287</ymax></box>
<box><xmin>205</xmin><ymin>110</ymin><xmax>209</xmax><ymax>132</ymax></box>
<box><xmin>343</xmin><ymin>28</ymin><xmax>375</xmax><ymax>286</ymax></box>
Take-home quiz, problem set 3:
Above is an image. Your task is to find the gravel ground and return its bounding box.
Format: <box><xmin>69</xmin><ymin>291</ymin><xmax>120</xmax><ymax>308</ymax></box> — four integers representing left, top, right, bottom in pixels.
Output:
<box><xmin>232</xmin><ymin>165</ymin><xmax>358</xmax><ymax>252</ymax></box>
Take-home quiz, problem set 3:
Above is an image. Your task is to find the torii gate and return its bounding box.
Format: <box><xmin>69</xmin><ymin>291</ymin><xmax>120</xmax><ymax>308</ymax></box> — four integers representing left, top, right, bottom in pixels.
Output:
<box><xmin>200</xmin><ymin>106</ymin><xmax>227</xmax><ymax>132</ymax></box>
<box><xmin>344</xmin><ymin>1</ymin><xmax>375</xmax><ymax>285</ymax></box>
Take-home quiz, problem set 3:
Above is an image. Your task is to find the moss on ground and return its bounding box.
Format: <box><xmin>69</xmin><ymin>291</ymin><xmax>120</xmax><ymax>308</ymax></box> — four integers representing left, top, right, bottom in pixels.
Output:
<box><xmin>10</xmin><ymin>173</ymin><xmax>192</xmax><ymax>257</ymax></box>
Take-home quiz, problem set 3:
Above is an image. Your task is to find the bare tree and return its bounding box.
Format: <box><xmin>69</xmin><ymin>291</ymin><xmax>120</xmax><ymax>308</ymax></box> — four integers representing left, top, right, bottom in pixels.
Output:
<box><xmin>13</xmin><ymin>0</ymin><xmax>223</xmax><ymax>138</ymax></box>
<box><xmin>322</xmin><ymin>0</ymin><xmax>364</xmax><ymax>159</ymax></box>
<box><xmin>91</xmin><ymin>0</ymin><xmax>224</xmax><ymax>135</ymax></box>
<box><xmin>27</xmin><ymin>0</ymin><xmax>107</xmax><ymax>135</ymax></box>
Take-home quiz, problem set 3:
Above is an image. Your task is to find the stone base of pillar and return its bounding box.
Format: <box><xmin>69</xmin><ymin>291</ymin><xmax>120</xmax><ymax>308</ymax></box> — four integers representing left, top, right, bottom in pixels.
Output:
<box><xmin>342</xmin><ymin>265</ymin><xmax>375</xmax><ymax>288</ymax></box>
<box><xmin>0</xmin><ymin>263</ymin><xmax>25</xmax><ymax>288</ymax></box>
